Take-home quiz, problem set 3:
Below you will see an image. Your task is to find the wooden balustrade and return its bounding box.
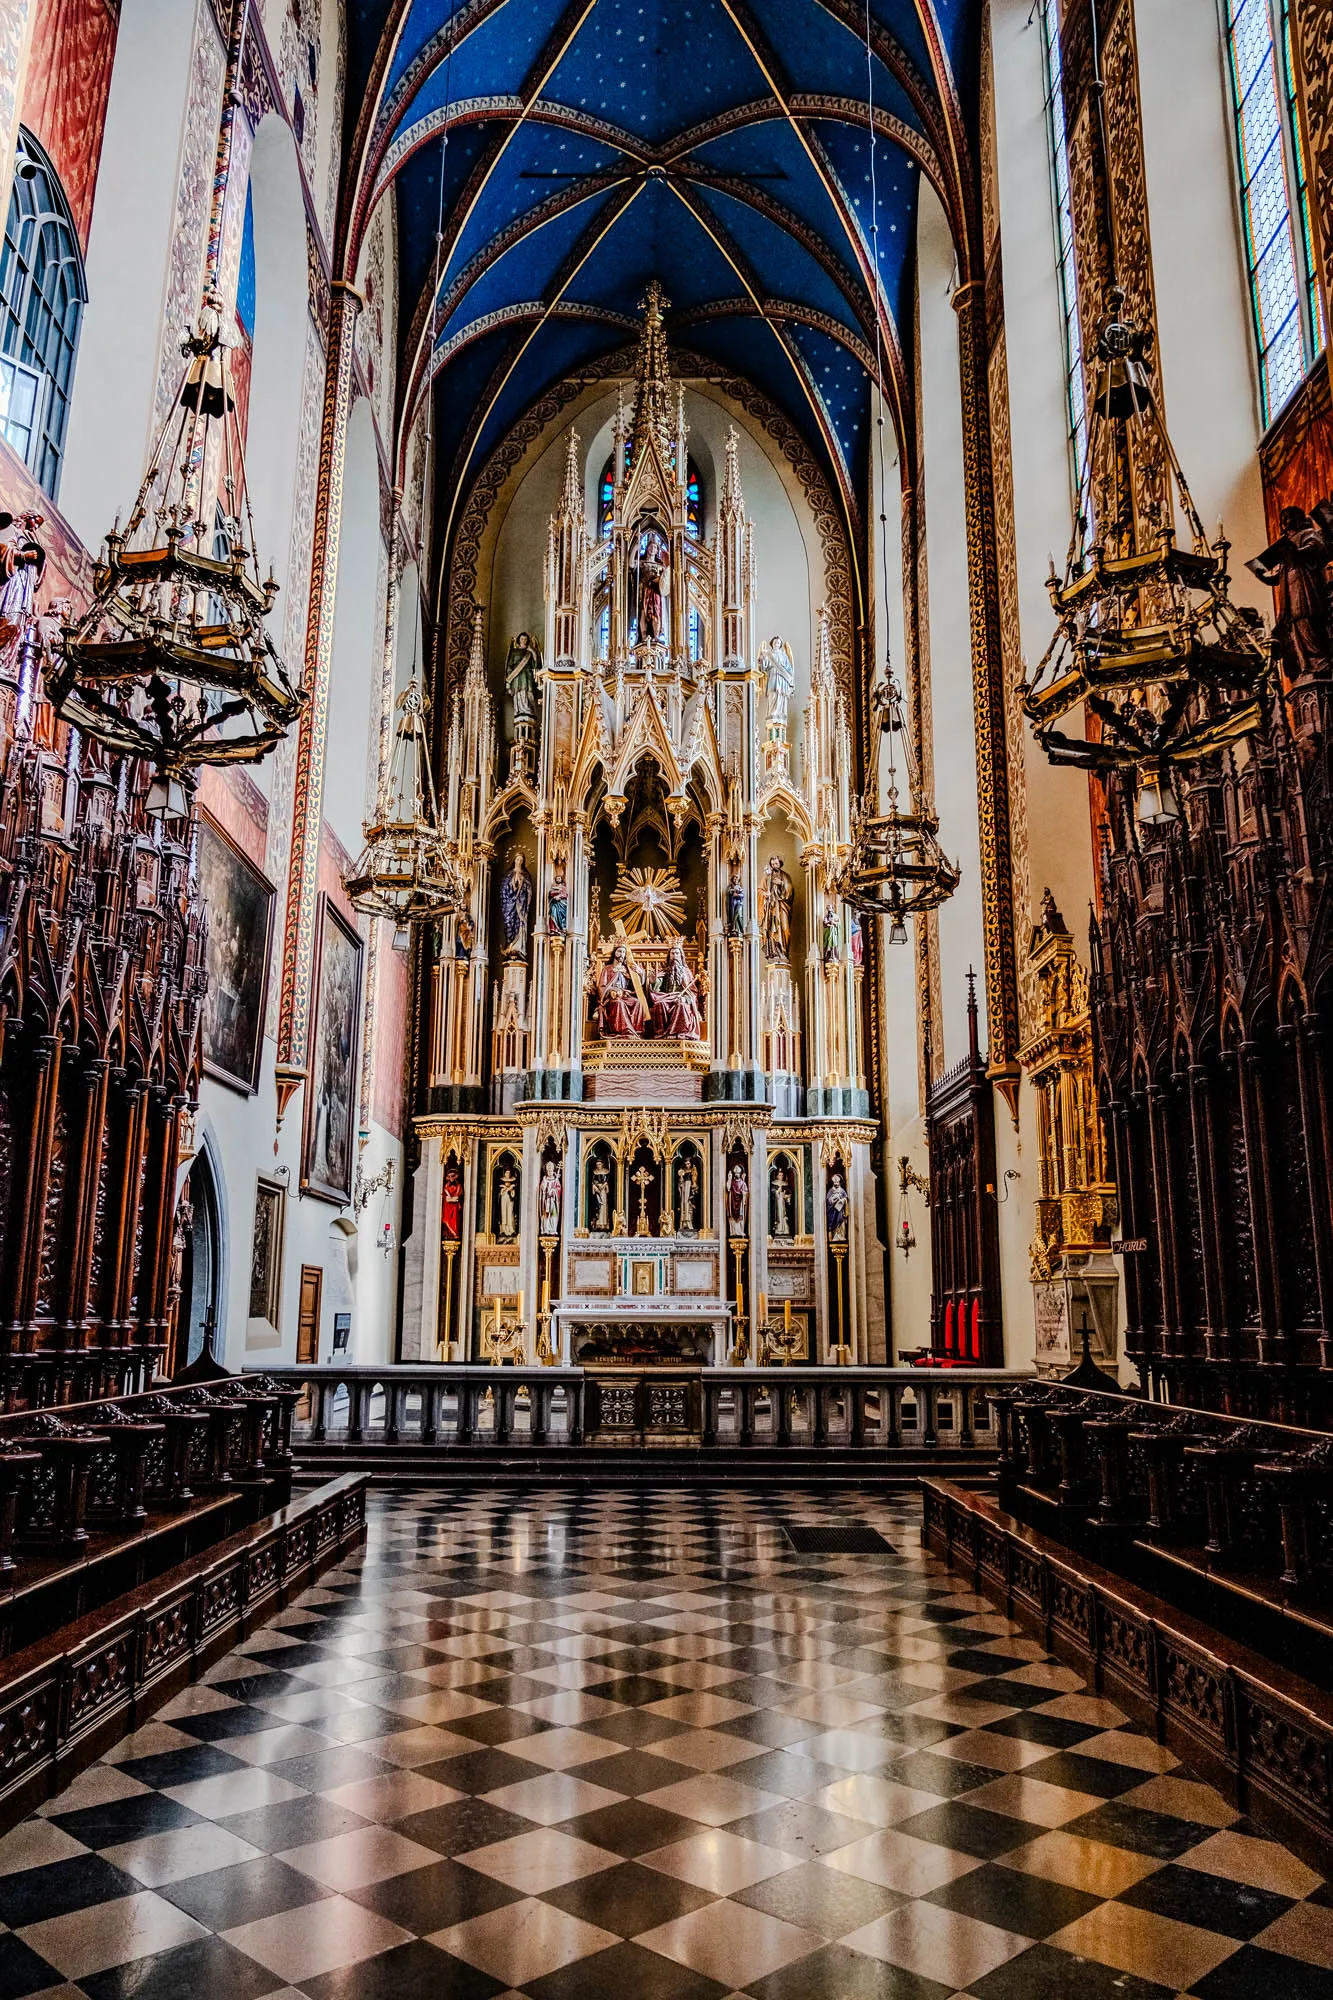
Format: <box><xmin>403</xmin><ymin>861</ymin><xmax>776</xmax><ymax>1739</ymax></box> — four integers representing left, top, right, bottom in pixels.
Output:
<box><xmin>987</xmin><ymin>1382</ymin><xmax>1333</xmax><ymax>1677</ymax></box>
<box><xmin>256</xmin><ymin>1363</ymin><xmax>1030</xmax><ymax>1462</ymax></box>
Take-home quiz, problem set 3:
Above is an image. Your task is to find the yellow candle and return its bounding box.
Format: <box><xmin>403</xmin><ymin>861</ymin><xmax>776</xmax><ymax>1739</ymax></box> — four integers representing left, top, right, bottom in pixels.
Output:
<box><xmin>518</xmin><ymin>1290</ymin><xmax>525</xmax><ymax>1320</ymax></box>
<box><xmin>758</xmin><ymin>1291</ymin><xmax>767</xmax><ymax>1327</ymax></box>
<box><xmin>494</xmin><ymin>1296</ymin><xmax>501</xmax><ymax>1334</ymax></box>
<box><xmin>784</xmin><ymin>1298</ymin><xmax>791</xmax><ymax>1333</ymax></box>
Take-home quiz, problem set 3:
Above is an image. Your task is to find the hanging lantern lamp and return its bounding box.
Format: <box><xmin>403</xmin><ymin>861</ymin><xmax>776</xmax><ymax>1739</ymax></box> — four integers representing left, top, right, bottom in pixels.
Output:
<box><xmin>344</xmin><ymin>679</ymin><xmax>463</xmax><ymax>929</ymax></box>
<box><xmin>48</xmin><ymin>298</ymin><xmax>304</xmax><ymax>784</ymax></box>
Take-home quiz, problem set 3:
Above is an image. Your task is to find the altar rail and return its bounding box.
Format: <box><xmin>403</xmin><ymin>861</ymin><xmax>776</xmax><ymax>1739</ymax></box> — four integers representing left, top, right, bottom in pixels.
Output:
<box><xmin>256</xmin><ymin>1364</ymin><xmax>1029</xmax><ymax>1467</ymax></box>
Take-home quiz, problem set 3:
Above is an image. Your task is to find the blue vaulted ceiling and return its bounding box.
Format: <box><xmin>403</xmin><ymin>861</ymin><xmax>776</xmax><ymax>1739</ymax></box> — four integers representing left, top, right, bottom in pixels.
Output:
<box><xmin>342</xmin><ymin>0</ymin><xmax>985</xmax><ymax>554</ymax></box>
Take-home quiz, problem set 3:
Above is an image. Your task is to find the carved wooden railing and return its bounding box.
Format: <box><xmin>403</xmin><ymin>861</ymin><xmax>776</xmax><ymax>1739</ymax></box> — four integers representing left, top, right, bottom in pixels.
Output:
<box><xmin>0</xmin><ymin>1377</ymin><xmax>299</xmax><ymax>1580</ymax></box>
<box><xmin>987</xmin><ymin>1381</ymin><xmax>1333</xmax><ymax>1674</ymax></box>
<box><xmin>257</xmin><ymin>1363</ymin><xmax>1030</xmax><ymax>1457</ymax></box>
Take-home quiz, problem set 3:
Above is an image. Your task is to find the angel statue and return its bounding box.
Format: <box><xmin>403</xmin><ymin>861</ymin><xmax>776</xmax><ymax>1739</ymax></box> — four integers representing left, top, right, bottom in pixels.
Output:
<box><xmin>500</xmin><ymin>850</ymin><xmax>533</xmax><ymax>959</ymax></box>
<box><xmin>505</xmin><ymin>631</ymin><xmax>543</xmax><ymax>726</ymax></box>
<box><xmin>761</xmin><ymin>634</ymin><xmax>796</xmax><ymax>733</ymax></box>
<box><xmin>650</xmin><ymin>940</ymin><xmax>703</xmax><ymax>1038</ymax></box>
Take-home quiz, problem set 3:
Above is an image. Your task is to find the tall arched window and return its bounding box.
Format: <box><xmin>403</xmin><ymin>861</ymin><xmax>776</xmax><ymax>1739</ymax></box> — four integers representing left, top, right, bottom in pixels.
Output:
<box><xmin>1224</xmin><ymin>0</ymin><xmax>1325</xmax><ymax>426</ymax></box>
<box><xmin>0</xmin><ymin>130</ymin><xmax>85</xmax><ymax>499</ymax></box>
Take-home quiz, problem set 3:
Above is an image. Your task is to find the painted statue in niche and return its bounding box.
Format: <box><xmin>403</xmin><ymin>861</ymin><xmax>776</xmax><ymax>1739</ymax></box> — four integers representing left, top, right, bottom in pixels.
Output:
<box><xmin>760</xmin><ymin>855</ymin><xmax>794</xmax><ymax>963</ymax></box>
<box><xmin>505</xmin><ymin>632</ymin><xmax>542</xmax><ymax>724</ymax></box>
<box><xmin>632</xmin><ymin>527</ymin><xmax>670</xmax><ymax>643</ymax></box>
<box><xmin>597</xmin><ymin>940</ymin><xmax>648</xmax><ymax>1036</ymax></box>
<box><xmin>1248</xmin><ymin>502</ymin><xmax>1333</xmax><ymax>682</ymax></box>
<box><xmin>726</xmin><ymin>1160</ymin><xmax>749</xmax><ymax>1238</ymax></box>
<box><xmin>442</xmin><ymin>1159</ymin><xmax>464</xmax><ymax>1241</ymax></box>
<box><xmin>501</xmin><ymin>851</ymin><xmax>533</xmax><ymax>959</ymax></box>
<box><xmin>455</xmin><ymin>908</ymin><xmax>475</xmax><ymax>958</ymax></box>
<box><xmin>675</xmin><ymin>1153</ymin><xmax>700</xmax><ymax>1237</ymax></box>
<box><xmin>650</xmin><ymin>941</ymin><xmax>702</xmax><ymax>1038</ymax></box>
<box><xmin>539</xmin><ymin>1158</ymin><xmax>562</xmax><ymax>1236</ymax></box>
<box><xmin>0</xmin><ymin>511</ymin><xmax>46</xmax><ymax>671</ymax></box>
<box><xmin>821</xmin><ymin>905</ymin><xmax>840</xmax><ymax>966</ymax></box>
<box><xmin>770</xmin><ymin>1160</ymin><xmax>793</xmax><ymax>1241</ymax></box>
<box><xmin>548</xmin><ymin>863</ymin><xmax>569</xmax><ymax>935</ymax></box>
<box><xmin>761</xmin><ymin>634</ymin><xmax>795</xmax><ymax>732</ymax></box>
<box><xmin>726</xmin><ymin>855</ymin><xmax>746</xmax><ymax>937</ymax></box>
<box><xmin>850</xmin><ymin>909</ymin><xmax>863</xmax><ymax>968</ymax></box>
<box><xmin>590</xmin><ymin>1155</ymin><xmax>613</xmax><ymax>1233</ymax></box>
<box><xmin>826</xmin><ymin>1165</ymin><xmax>849</xmax><ymax>1245</ymax></box>
<box><xmin>497</xmin><ymin>1163</ymin><xmax>519</xmax><ymax>1241</ymax></box>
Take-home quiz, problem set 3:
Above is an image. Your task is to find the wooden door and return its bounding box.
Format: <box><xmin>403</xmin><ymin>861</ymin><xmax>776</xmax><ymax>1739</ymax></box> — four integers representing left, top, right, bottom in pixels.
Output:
<box><xmin>297</xmin><ymin>1264</ymin><xmax>322</xmax><ymax>1363</ymax></box>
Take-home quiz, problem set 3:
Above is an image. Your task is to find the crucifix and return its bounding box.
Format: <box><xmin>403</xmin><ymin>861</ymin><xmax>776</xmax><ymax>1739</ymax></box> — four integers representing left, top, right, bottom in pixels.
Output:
<box><xmin>632</xmin><ymin>1164</ymin><xmax>655</xmax><ymax>1237</ymax></box>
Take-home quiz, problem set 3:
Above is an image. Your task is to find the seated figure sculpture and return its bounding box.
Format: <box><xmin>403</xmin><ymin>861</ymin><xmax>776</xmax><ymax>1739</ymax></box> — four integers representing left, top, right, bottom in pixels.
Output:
<box><xmin>596</xmin><ymin>940</ymin><xmax>648</xmax><ymax>1036</ymax></box>
<box><xmin>650</xmin><ymin>939</ymin><xmax>703</xmax><ymax>1038</ymax></box>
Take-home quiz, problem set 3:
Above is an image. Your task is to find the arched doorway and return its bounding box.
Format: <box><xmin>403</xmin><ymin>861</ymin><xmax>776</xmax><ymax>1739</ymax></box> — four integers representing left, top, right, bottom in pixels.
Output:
<box><xmin>174</xmin><ymin>1151</ymin><xmax>222</xmax><ymax>1372</ymax></box>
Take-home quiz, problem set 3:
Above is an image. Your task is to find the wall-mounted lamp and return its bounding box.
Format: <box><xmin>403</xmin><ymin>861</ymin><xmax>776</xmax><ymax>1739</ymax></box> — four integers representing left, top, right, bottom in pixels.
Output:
<box><xmin>896</xmin><ymin>1156</ymin><xmax>929</xmax><ymax>1257</ymax></box>
<box><xmin>986</xmin><ymin>1170</ymin><xmax>1021</xmax><ymax>1204</ymax></box>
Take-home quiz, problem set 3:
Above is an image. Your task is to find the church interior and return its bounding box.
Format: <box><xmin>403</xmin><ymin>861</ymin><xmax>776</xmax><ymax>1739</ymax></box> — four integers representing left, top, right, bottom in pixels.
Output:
<box><xmin>0</xmin><ymin>0</ymin><xmax>1332</xmax><ymax>1993</ymax></box>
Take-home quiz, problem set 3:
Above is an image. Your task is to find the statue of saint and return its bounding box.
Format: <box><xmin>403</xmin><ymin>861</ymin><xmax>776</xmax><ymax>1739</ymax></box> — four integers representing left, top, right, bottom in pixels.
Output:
<box><xmin>500</xmin><ymin>851</ymin><xmax>533</xmax><ymax>959</ymax></box>
<box><xmin>676</xmin><ymin>1156</ymin><xmax>699</xmax><ymax>1237</ymax></box>
<box><xmin>590</xmin><ymin>1157</ymin><xmax>612</xmax><ymax>1232</ymax></box>
<box><xmin>822</xmin><ymin>904</ymin><xmax>840</xmax><ymax>965</ymax></box>
<box><xmin>442</xmin><ymin>1160</ymin><xmax>464</xmax><ymax>1241</ymax></box>
<box><xmin>548</xmin><ymin>864</ymin><xmax>569</xmax><ymax>935</ymax></box>
<box><xmin>650</xmin><ymin>940</ymin><xmax>702</xmax><ymax>1038</ymax></box>
<box><xmin>726</xmin><ymin>1160</ymin><xmax>749</xmax><ymax>1239</ymax></box>
<box><xmin>761</xmin><ymin>634</ymin><xmax>796</xmax><ymax>732</ymax></box>
<box><xmin>760</xmin><ymin>855</ymin><xmax>794</xmax><ymax>963</ymax></box>
<box><xmin>849</xmin><ymin>909</ymin><xmax>863</xmax><ymax>968</ymax></box>
<box><xmin>455</xmin><ymin>908</ymin><xmax>475</xmax><ymax>959</ymax></box>
<box><xmin>726</xmin><ymin>856</ymin><xmax>746</xmax><ymax>938</ymax></box>
<box><xmin>634</xmin><ymin>529</ymin><xmax>670</xmax><ymax>644</ymax></box>
<box><xmin>497</xmin><ymin>1166</ymin><xmax>518</xmax><ymax>1240</ymax></box>
<box><xmin>771</xmin><ymin>1162</ymin><xmax>792</xmax><ymax>1240</ymax></box>
<box><xmin>597</xmin><ymin>939</ymin><xmax>648</xmax><ymax>1036</ymax></box>
<box><xmin>1249</xmin><ymin>502</ymin><xmax>1333</xmax><ymax>682</ymax></box>
<box><xmin>0</xmin><ymin>511</ymin><xmax>46</xmax><ymax>670</ymax></box>
<box><xmin>826</xmin><ymin>1166</ymin><xmax>849</xmax><ymax>1245</ymax></box>
<box><xmin>539</xmin><ymin>1159</ymin><xmax>562</xmax><ymax>1236</ymax></box>
<box><xmin>505</xmin><ymin>631</ymin><xmax>542</xmax><ymax>725</ymax></box>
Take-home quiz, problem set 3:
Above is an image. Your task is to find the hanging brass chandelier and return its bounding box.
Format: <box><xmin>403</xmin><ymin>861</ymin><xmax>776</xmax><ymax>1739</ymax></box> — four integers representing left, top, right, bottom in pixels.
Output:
<box><xmin>49</xmin><ymin>0</ymin><xmax>301</xmax><ymax>794</ymax></box>
<box><xmin>344</xmin><ymin>678</ymin><xmax>463</xmax><ymax>927</ymax></box>
<box><xmin>49</xmin><ymin>300</ymin><xmax>304</xmax><ymax>787</ymax></box>
<box><xmin>1021</xmin><ymin>287</ymin><xmax>1268</xmax><ymax>808</ymax></box>
<box><xmin>840</xmin><ymin>671</ymin><xmax>960</xmax><ymax>940</ymax></box>
<box><xmin>839</xmin><ymin>0</ymin><xmax>959</xmax><ymax>940</ymax></box>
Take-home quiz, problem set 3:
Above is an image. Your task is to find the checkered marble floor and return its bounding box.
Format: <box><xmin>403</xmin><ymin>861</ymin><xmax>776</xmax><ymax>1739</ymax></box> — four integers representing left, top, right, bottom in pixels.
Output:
<box><xmin>1</xmin><ymin>1488</ymin><xmax>1331</xmax><ymax>2000</ymax></box>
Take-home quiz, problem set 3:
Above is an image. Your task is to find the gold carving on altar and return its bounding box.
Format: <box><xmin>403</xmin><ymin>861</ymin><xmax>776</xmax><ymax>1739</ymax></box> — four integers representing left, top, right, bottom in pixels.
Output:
<box><xmin>1018</xmin><ymin>890</ymin><xmax>1118</xmax><ymax>1276</ymax></box>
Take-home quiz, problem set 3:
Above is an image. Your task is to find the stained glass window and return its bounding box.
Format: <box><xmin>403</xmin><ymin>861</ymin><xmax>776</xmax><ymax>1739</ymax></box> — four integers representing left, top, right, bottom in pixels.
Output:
<box><xmin>1039</xmin><ymin>0</ymin><xmax>1090</xmax><ymax>514</ymax></box>
<box><xmin>0</xmin><ymin>130</ymin><xmax>85</xmax><ymax>500</ymax></box>
<box><xmin>1225</xmin><ymin>0</ymin><xmax>1323</xmax><ymax>426</ymax></box>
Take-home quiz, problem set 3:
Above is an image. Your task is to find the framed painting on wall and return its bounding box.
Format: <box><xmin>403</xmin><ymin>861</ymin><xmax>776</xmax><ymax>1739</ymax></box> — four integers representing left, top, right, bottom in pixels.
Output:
<box><xmin>301</xmin><ymin>897</ymin><xmax>364</xmax><ymax>1205</ymax></box>
<box><xmin>197</xmin><ymin>812</ymin><xmax>275</xmax><ymax>1094</ymax></box>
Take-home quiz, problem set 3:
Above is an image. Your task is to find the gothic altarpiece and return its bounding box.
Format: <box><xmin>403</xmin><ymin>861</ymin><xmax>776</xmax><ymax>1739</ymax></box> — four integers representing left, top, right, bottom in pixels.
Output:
<box><xmin>406</xmin><ymin>295</ymin><xmax>878</xmax><ymax>1371</ymax></box>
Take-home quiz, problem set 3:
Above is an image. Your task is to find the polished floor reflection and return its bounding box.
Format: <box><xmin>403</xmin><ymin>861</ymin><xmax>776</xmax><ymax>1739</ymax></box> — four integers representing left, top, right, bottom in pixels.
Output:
<box><xmin>1</xmin><ymin>1486</ymin><xmax>1330</xmax><ymax>1998</ymax></box>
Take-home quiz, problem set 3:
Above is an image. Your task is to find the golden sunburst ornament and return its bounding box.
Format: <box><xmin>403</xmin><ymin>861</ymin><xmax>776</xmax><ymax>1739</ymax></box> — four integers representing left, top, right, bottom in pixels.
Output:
<box><xmin>611</xmin><ymin>866</ymin><xmax>685</xmax><ymax>937</ymax></box>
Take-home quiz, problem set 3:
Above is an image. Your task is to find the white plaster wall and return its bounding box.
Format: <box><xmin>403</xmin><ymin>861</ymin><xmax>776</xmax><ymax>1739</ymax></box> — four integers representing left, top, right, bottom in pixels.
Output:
<box><xmin>1136</xmin><ymin>0</ymin><xmax>1268</xmax><ymax>603</ymax></box>
<box><xmin>324</xmin><ymin>395</ymin><xmax>382</xmax><ymax>854</ymax></box>
<box><xmin>918</xmin><ymin>181</ymin><xmax>986</xmax><ymax>1071</ymax></box>
<box><xmin>874</xmin><ymin>423</ymin><xmax>935</xmax><ymax>1355</ymax></box>
<box><xmin>58</xmin><ymin>0</ymin><xmax>200</xmax><ymax>546</ymax></box>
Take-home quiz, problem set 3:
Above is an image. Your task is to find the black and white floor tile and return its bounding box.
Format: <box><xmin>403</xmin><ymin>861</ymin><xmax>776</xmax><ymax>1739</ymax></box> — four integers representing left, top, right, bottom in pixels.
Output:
<box><xmin>1</xmin><ymin>1486</ymin><xmax>1330</xmax><ymax>1999</ymax></box>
